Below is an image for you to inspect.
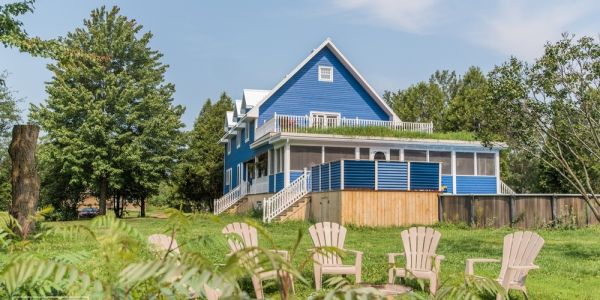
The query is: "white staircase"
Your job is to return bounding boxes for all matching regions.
[214,181,249,215]
[262,171,311,223]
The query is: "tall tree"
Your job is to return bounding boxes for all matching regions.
[30,6,184,216]
[484,34,600,221]
[176,93,232,212]
[0,73,20,210]
[442,67,489,132]
[384,82,445,126]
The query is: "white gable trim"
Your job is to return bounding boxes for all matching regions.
[246,38,399,121]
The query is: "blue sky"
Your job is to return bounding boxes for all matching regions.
[1,0,598,128]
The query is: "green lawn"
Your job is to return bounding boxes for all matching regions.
[292,126,477,141]
[2,212,599,299]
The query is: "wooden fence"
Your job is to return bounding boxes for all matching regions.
[439,194,600,228]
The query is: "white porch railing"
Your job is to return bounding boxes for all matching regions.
[249,176,270,194]
[214,181,249,215]
[262,170,311,223]
[500,180,515,195]
[255,114,433,140]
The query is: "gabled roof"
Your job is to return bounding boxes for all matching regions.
[246,38,399,121]
[242,89,270,113]
[224,111,236,132]
[233,99,243,118]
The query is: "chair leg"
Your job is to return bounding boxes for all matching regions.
[429,275,437,295]
[252,276,263,299]
[522,288,529,300]
[314,267,322,291]
[355,270,362,284]
[388,268,395,284]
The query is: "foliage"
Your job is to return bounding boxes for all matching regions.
[30,6,185,217]
[384,81,445,126]
[298,126,476,141]
[0,72,21,210]
[175,93,233,211]
[484,34,600,220]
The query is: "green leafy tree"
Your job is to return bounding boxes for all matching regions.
[443,67,489,132]
[484,34,600,221]
[30,6,185,217]
[0,73,20,210]
[176,93,233,212]
[384,82,445,126]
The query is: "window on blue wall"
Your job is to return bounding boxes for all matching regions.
[477,153,496,176]
[227,139,231,154]
[456,152,475,175]
[236,133,241,148]
[318,66,333,82]
[225,168,231,186]
[429,151,452,174]
[245,121,251,142]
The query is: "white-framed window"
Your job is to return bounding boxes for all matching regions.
[318,66,333,82]
[236,133,241,148]
[227,138,231,154]
[245,121,250,142]
[237,164,242,184]
[310,111,340,127]
[225,168,232,186]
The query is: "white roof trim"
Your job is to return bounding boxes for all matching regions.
[242,89,270,114]
[246,38,399,121]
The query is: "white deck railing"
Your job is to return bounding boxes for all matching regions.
[500,180,516,195]
[214,181,249,215]
[262,170,311,223]
[255,114,433,140]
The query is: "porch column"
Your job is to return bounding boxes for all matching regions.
[451,151,457,194]
[254,155,259,178]
[495,151,501,194]
[284,142,291,186]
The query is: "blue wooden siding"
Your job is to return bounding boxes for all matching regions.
[290,170,303,182]
[441,175,453,193]
[275,172,285,193]
[410,162,440,190]
[456,176,497,194]
[320,164,330,191]
[269,174,275,193]
[330,161,341,190]
[258,47,390,125]
[344,160,376,189]
[377,161,408,190]
[311,165,320,191]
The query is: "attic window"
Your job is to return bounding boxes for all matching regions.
[318,66,333,82]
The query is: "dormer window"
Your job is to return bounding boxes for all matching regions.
[318,66,333,82]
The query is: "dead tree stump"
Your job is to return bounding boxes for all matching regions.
[9,125,40,238]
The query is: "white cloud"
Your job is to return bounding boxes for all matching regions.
[471,0,598,59]
[327,0,600,60]
[330,0,439,34]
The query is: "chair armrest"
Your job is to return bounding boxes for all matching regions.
[507,264,539,271]
[346,249,363,268]
[433,255,445,273]
[465,258,500,275]
[387,252,404,264]
[270,249,289,260]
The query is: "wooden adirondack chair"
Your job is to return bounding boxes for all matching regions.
[148,234,180,257]
[222,222,293,299]
[388,227,444,294]
[308,222,363,290]
[466,231,544,300]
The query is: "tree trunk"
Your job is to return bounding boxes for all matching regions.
[99,177,108,215]
[140,198,146,217]
[9,125,40,239]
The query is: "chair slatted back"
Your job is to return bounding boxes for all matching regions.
[401,227,441,271]
[499,231,544,284]
[148,234,180,256]
[308,222,347,265]
[222,222,259,253]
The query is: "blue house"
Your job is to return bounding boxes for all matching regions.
[215,39,509,222]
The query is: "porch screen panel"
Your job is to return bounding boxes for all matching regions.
[360,148,370,160]
[429,151,451,175]
[324,147,356,163]
[456,152,475,175]
[390,149,400,161]
[404,150,427,162]
[290,146,322,170]
[477,153,495,176]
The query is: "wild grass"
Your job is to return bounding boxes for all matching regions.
[293,126,477,141]
[1,212,599,299]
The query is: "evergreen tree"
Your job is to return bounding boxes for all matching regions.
[30,6,184,216]
[442,67,489,132]
[0,73,20,210]
[176,93,233,212]
[384,82,445,126]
